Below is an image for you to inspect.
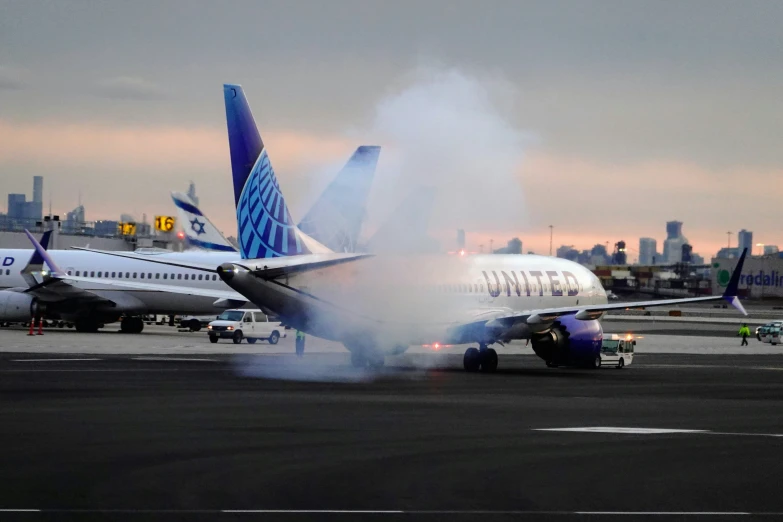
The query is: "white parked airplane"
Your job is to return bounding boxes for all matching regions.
[64,84,749,371]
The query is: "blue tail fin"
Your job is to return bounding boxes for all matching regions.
[297,145,381,253]
[224,84,264,207]
[224,84,311,259]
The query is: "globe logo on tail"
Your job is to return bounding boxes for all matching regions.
[236,149,309,259]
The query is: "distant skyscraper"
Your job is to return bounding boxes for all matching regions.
[737,229,753,255]
[32,176,43,204]
[187,181,199,207]
[666,221,683,239]
[681,244,693,263]
[7,194,25,218]
[639,237,657,265]
[663,220,688,263]
[64,205,86,233]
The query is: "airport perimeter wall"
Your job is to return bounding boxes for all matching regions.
[712,255,783,299]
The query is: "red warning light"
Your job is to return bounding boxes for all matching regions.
[177,231,185,240]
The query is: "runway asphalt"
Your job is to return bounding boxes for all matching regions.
[1,346,783,520]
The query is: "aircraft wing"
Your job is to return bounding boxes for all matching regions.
[71,247,371,280]
[54,275,245,301]
[24,276,114,304]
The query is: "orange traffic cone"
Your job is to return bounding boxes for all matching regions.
[28,318,35,336]
[37,317,44,336]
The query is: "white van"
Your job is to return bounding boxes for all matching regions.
[600,334,635,368]
[207,309,286,345]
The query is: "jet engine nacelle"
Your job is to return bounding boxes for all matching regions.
[0,290,38,321]
[530,315,602,366]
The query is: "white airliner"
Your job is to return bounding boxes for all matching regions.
[65,84,749,371]
[0,85,379,333]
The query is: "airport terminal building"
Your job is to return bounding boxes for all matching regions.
[712,253,783,299]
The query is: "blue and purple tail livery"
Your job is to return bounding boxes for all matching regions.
[236,148,310,259]
[224,84,264,208]
[224,83,309,259]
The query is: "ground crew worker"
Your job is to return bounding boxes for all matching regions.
[738,324,751,346]
[295,330,306,357]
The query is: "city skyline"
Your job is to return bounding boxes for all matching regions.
[0,177,775,260]
[1,1,781,258]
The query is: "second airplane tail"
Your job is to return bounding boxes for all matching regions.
[171,191,237,253]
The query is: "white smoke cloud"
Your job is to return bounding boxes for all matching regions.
[363,66,533,248]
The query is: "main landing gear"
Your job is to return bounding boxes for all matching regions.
[120,316,144,334]
[463,344,498,373]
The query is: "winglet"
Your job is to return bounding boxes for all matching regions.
[23,229,64,277]
[722,248,748,315]
[27,230,52,268]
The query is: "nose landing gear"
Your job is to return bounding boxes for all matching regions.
[463,344,498,373]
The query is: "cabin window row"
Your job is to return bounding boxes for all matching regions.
[65,270,218,281]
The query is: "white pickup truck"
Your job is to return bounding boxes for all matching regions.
[207,309,286,345]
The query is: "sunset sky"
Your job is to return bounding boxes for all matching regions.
[1,0,781,260]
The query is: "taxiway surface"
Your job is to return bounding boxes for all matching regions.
[1,333,783,520]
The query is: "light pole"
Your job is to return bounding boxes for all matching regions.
[727,231,732,248]
[549,225,553,256]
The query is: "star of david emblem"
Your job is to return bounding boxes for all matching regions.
[190,218,206,236]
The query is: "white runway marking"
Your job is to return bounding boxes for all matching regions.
[0,508,772,516]
[536,427,783,438]
[10,358,102,362]
[223,510,405,514]
[536,427,708,434]
[575,511,752,517]
[132,357,217,362]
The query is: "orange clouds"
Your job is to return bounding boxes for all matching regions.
[0,119,354,172]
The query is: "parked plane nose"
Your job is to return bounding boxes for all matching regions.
[217,263,236,282]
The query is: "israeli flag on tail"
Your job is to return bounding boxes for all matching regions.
[171,191,237,253]
[224,84,330,260]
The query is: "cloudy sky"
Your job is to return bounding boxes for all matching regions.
[1,0,781,258]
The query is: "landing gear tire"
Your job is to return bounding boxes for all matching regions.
[232,331,243,344]
[268,331,280,345]
[463,347,481,372]
[209,334,218,344]
[120,316,144,334]
[188,320,202,332]
[480,348,498,373]
[617,358,624,369]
